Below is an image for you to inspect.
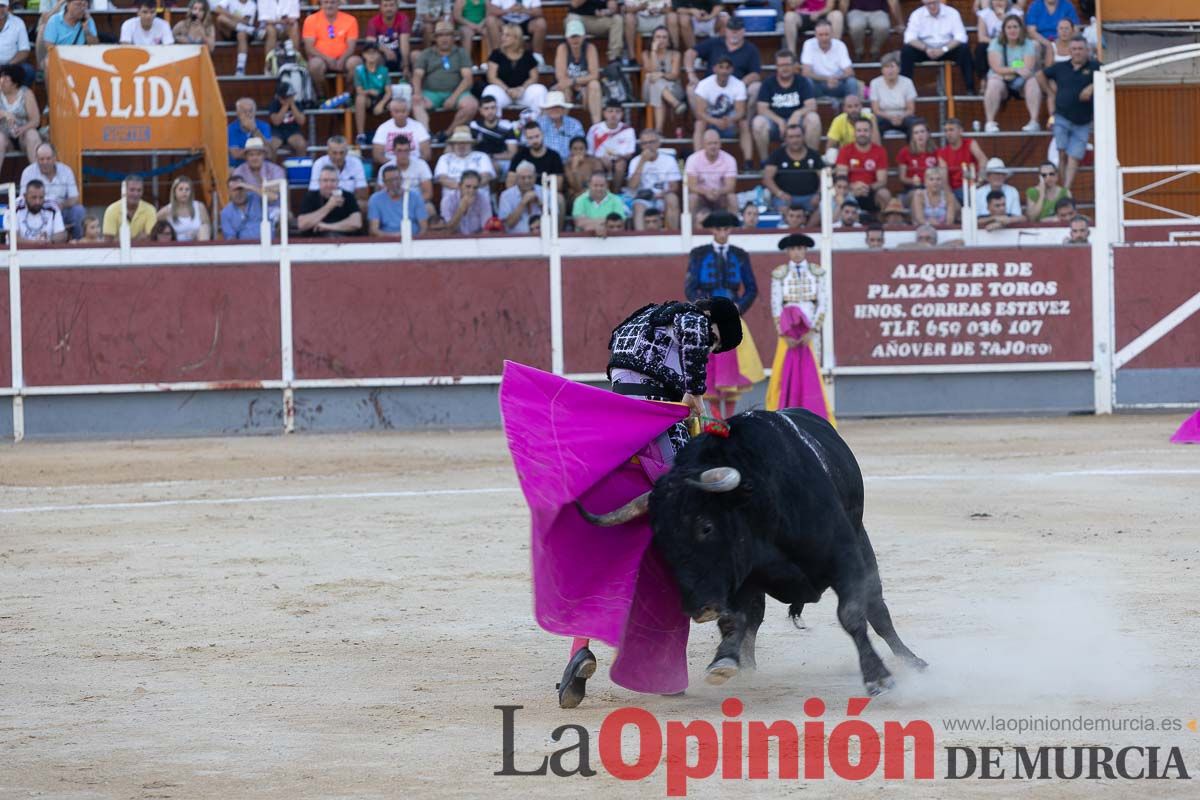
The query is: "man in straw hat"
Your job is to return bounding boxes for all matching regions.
[535,89,586,161]
[434,125,496,190]
[412,19,479,132]
[684,209,764,418]
[765,232,835,422]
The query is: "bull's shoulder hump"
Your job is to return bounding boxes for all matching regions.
[771,264,789,279]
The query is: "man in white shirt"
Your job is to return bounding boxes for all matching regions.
[800,19,860,106]
[20,143,83,238]
[15,180,67,244]
[307,135,369,204]
[214,0,257,76]
[119,0,176,45]
[973,157,1023,218]
[691,56,752,164]
[433,126,496,190]
[625,128,680,231]
[586,100,635,192]
[371,98,432,164]
[0,0,33,86]
[901,0,974,93]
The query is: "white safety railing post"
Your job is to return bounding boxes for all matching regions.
[818,168,836,409]
[277,184,295,432]
[540,172,551,253]
[259,180,275,250]
[1091,67,1117,414]
[4,182,22,441]
[400,179,413,258]
[119,179,132,262]
[548,174,564,375]
[963,176,978,245]
[680,178,692,251]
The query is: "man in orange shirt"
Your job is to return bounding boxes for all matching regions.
[302,0,363,86]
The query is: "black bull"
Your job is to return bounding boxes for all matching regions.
[579,408,927,696]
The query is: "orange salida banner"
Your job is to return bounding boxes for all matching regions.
[47,45,229,204]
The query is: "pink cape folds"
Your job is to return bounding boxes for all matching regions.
[498,361,692,694]
[1171,410,1200,444]
[765,305,835,421]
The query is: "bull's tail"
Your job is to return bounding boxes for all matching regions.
[788,603,806,628]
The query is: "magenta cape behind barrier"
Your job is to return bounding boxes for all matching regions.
[498,361,692,694]
[1171,410,1200,444]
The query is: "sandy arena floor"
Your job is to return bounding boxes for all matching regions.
[1,415,1199,799]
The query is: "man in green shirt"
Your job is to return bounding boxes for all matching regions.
[412,20,478,135]
[571,171,626,234]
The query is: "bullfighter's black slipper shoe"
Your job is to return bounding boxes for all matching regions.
[556,647,597,709]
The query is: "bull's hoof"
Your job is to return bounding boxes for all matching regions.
[864,674,896,697]
[905,654,929,671]
[705,657,740,685]
[557,648,597,709]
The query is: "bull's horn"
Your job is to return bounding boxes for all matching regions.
[687,467,742,493]
[576,491,651,527]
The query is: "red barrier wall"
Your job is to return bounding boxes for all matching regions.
[0,269,10,387]
[1114,247,1200,370]
[21,265,281,386]
[833,246,1093,366]
[291,259,551,378]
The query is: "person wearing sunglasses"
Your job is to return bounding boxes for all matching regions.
[1025,160,1071,221]
[302,0,362,88]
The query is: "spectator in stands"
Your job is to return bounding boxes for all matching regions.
[801,19,859,107]
[865,222,886,248]
[784,0,844,56]
[156,176,212,241]
[268,81,309,156]
[588,100,635,190]
[685,128,737,219]
[870,52,919,137]
[366,0,411,74]
[896,119,937,195]
[228,98,274,166]
[935,117,987,202]
[232,137,286,222]
[901,0,974,94]
[1065,214,1088,244]
[151,221,178,242]
[564,134,605,207]
[372,98,432,164]
[509,121,566,187]
[983,14,1041,132]
[121,0,175,46]
[302,0,363,88]
[21,143,83,239]
[880,197,909,226]
[15,180,66,244]
[572,170,627,234]
[1026,0,1078,51]
[834,200,863,229]
[1044,17,1076,66]
[435,126,496,189]
[669,0,722,51]
[368,163,428,235]
[0,0,34,86]
[1025,160,1070,221]
[472,95,519,177]
[691,55,752,163]
[643,207,664,230]
[686,17,761,109]
[567,0,623,65]
[624,0,671,60]
[0,63,38,175]
[259,0,303,59]
[909,164,958,225]
[378,137,435,218]
[354,43,392,146]
[604,212,626,235]
[831,170,856,209]
[640,25,685,134]
[979,189,1024,229]
[762,122,823,214]
[213,0,254,76]
[753,49,820,165]
[454,0,489,53]
[824,92,877,153]
[415,0,452,51]
[911,222,938,246]
[1038,35,1097,192]
[835,118,890,215]
[555,18,603,126]
[486,0,548,64]
[37,0,98,72]
[536,91,586,161]
[626,128,680,230]
[498,160,544,233]
[220,176,264,240]
[173,1,217,52]
[974,0,1009,85]
[440,169,493,234]
[845,0,902,60]
[413,20,478,134]
[484,23,548,116]
[740,201,759,228]
[77,215,102,243]
[1053,195,1077,222]
[974,157,1021,217]
[308,135,370,202]
[299,164,363,235]
[528,214,542,234]
[778,204,808,230]
[102,175,157,242]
